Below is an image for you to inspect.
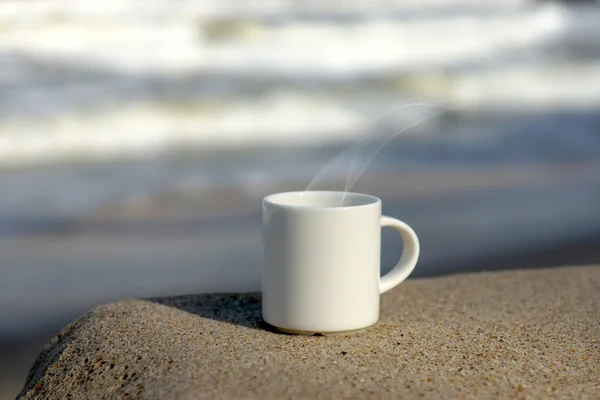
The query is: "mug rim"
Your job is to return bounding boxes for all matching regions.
[263,190,380,211]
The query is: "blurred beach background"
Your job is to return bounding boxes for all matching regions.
[1,0,600,397]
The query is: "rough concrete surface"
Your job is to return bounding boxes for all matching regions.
[18,266,600,399]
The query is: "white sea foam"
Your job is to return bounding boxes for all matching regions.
[0,0,599,166]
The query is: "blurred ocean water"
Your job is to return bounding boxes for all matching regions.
[1,0,600,339]
[0,0,599,217]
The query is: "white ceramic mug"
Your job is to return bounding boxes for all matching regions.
[262,191,420,335]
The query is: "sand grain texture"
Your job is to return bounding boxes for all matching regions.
[18,266,600,399]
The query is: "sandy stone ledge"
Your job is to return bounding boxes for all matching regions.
[18,266,600,399]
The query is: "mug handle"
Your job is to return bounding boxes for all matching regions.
[379,216,420,294]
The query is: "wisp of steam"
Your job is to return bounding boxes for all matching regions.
[305,102,450,202]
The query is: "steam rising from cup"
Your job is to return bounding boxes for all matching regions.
[305,102,449,202]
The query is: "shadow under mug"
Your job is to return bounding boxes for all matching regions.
[262,191,420,335]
